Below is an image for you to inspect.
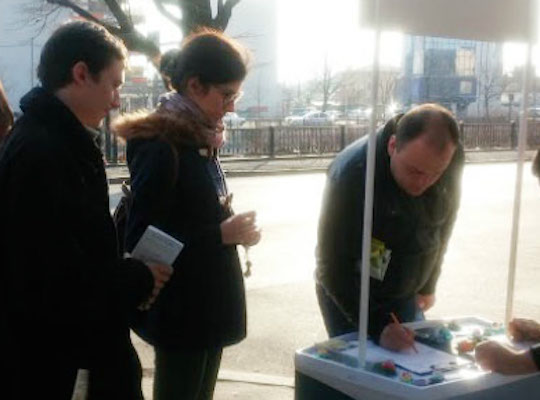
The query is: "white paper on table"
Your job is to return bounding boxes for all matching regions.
[130,225,184,266]
[345,340,471,375]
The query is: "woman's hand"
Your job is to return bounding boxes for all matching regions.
[220,211,261,246]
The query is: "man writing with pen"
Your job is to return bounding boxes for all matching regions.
[315,104,464,351]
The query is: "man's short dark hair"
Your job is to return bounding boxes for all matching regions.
[37,21,127,91]
[395,103,460,151]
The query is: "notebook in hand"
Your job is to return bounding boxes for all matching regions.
[130,225,184,266]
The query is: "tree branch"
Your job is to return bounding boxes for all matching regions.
[119,30,161,67]
[46,0,160,67]
[46,0,121,34]
[214,0,241,31]
[103,0,133,30]
[153,0,181,26]
[179,0,213,34]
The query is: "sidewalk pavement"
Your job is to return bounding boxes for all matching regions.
[106,150,537,184]
[135,334,295,400]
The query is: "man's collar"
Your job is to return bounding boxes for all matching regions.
[85,126,102,147]
[20,87,103,162]
[199,147,218,159]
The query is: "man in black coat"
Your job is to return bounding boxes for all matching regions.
[0,22,172,399]
[316,104,464,352]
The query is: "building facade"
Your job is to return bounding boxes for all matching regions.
[399,35,505,119]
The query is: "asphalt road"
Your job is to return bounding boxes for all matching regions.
[109,162,540,386]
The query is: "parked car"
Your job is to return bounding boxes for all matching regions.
[346,108,371,121]
[285,114,305,126]
[526,107,540,118]
[284,108,314,125]
[300,111,335,126]
[223,112,245,127]
[325,110,344,120]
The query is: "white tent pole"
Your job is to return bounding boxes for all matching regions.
[358,0,381,368]
[505,41,533,326]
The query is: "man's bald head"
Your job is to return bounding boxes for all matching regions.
[388,104,459,196]
[395,103,459,153]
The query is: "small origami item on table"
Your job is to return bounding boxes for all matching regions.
[314,338,349,359]
[413,378,429,386]
[447,320,461,331]
[472,328,484,341]
[369,360,398,377]
[415,325,453,351]
[457,339,476,353]
[400,371,413,383]
[429,372,445,384]
[484,322,505,336]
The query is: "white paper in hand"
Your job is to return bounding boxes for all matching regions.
[131,225,184,265]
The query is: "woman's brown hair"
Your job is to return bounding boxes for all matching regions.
[169,28,250,93]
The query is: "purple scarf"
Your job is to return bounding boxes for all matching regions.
[157,91,218,147]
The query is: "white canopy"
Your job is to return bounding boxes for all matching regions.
[360,0,537,42]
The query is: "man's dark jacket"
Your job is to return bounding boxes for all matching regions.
[316,116,464,340]
[0,88,154,399]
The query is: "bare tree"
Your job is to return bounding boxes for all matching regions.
[476,42,506,121]
[30,0,242,66]
[319,55,341,112]
[378,70,398,119]
[154,0,241,36]
[334,69,370,112]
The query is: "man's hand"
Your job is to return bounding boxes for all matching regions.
[220,211,261,246]
[140,263,173,309]
[379,322,416,352]
[475,340,538,375]
[509,318,540,342]
[416,294,435,312]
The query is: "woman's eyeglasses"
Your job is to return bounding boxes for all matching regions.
[214,85,244,106]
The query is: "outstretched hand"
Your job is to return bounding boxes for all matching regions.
[509,318,540,342]
[475,340,537,375]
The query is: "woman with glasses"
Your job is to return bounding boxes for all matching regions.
[114,29,261,399]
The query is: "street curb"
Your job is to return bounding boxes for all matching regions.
[107,152,537,184]
[142,368,294,388]
[223,167,327,177]
[220,155,336,162]
[107,168,328,184]
[108,177,131,184]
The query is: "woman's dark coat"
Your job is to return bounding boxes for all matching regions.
[116,110,246,350]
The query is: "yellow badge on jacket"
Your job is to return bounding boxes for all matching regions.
[370,238,391,281]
